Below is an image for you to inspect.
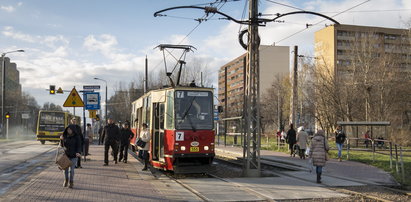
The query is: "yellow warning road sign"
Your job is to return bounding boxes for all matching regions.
[89,110,97,118]
[63,88,84,107]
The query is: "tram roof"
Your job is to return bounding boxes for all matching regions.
[132,86,214,104]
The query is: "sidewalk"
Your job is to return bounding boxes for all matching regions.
[215,145,399,186]
[3,144,167,201]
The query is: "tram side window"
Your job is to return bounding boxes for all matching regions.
[165,91,174,129]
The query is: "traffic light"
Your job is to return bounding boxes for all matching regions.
[5,112,10,119]
[49,85,55,94]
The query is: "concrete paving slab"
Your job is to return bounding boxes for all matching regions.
[180,178,266,201]
[229,177,348,200]
[282,171,365,187]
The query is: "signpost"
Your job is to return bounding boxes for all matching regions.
[84,92,100,110]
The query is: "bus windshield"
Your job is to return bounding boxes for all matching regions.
[39,112,65,132]
[175,91,213,130]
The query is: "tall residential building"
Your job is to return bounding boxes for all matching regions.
[218,45,289,118]
[315,24,411,78]
[314,24,411,129]
[0,57,22,108]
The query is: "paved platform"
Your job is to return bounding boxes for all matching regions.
[2,145,166,202]
[215,145,399,186]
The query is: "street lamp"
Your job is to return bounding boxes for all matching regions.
[94,77,107,126]
[1,49,24,137]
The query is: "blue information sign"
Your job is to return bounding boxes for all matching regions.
[84,92,100,110]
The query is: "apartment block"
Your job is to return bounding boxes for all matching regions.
[218,45,289,118]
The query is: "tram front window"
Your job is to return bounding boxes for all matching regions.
[39,112,65,132]
[175,91,213,130]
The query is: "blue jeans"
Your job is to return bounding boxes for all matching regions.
[316,166,323,174]
[64,157,77,182]
[336,143,343,158]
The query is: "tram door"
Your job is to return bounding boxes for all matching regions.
[152,103,165,162]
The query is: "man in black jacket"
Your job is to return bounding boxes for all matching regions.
[118,121,134,163]
[101,118,120,166]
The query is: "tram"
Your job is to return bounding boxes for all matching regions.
[130,86,215,173]
[36,110,80,144]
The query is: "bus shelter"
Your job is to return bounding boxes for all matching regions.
[337,121,390,147]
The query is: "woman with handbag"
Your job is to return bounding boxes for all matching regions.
[138,123,150,171]
[309,129,329,183]
[60,125,82,188]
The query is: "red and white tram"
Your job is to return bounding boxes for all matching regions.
[130,86,215,173]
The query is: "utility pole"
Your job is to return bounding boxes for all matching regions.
[243,0,261,177]
[290,46,298,126]
[144,55,148,94]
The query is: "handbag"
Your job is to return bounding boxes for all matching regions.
[55,143,72,170]
[136,138,146,148]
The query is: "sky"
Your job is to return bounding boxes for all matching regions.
[0,0,410,116]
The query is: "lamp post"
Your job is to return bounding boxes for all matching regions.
[94,78,107,125]
[1,49,24,137]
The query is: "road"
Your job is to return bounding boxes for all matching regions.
[0,140,56,196]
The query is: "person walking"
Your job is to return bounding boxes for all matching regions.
[309,129,329,183]
[69,118,84,168]
[286,124,297,157]
[335,125,346,162]
[119,121,134,163]
[101,118,120,166]
[84,123,92,156]
[139,123,150,171]
[296,126,309,159]
[60,125,82,188]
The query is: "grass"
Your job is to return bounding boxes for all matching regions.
[216,135,411,188]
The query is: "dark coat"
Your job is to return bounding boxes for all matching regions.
[335,130,346,144]
[287,128,297,144]
[120,128,134,144]
[61,126,82,158]
[101,123,120,144]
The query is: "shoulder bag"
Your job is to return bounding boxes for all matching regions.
[136,138,146,148]
[55,143,72,170]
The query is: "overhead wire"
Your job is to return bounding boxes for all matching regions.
[264,0,305,11]
[150,1,229,73]
[275,0,371,44]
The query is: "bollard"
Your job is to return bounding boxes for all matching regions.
[389,142,393,169]
[395,144,399,174]
[372,140,375,163]
[400,146,405,183]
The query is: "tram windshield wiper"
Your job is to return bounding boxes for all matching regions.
[181,96,197,131]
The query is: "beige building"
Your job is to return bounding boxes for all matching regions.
[314,24,411,129]
[315,24,411,78]
[218,45,289,118]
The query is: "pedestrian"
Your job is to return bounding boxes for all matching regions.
[98,127,103,145]
[363,130,370,148]
[280,129,286,144]
[309,129,329,183]
[296,126,309,159]
[69,118,84,168]
[60,125,82,188]
[101,118,120,166]
[84,123,92,156]
[119,121,134,163]
[139,123,150,171]
[286,124,297,157]
[335,125,346,162]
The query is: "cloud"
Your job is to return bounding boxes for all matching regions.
[2,26,69,48]
[1,5,15,12]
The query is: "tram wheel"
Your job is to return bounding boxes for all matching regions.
[40,140,45,145]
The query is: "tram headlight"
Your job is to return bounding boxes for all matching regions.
[204,146,209,151]
[181,146,186,151]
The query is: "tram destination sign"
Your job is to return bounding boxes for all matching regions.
[83,85,100,90]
